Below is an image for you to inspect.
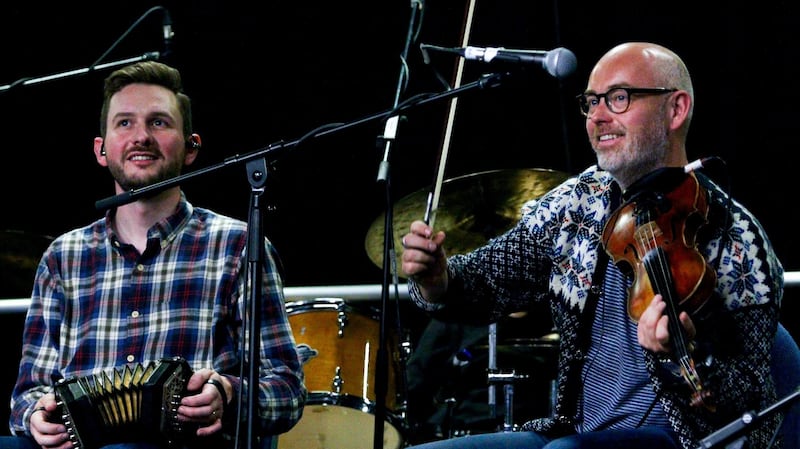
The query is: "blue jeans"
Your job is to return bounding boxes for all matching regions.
[0,435,275,449]
[0,436,162,449]
[406,426,680,449]
[0,436,37,449]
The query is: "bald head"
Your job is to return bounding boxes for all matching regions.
[591,42,694,123]
[582,42,695,186]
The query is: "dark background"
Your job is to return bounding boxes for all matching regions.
[0,0,797,438]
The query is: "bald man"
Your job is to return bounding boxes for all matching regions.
[400,42,784,449]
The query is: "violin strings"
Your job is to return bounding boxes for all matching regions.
[638,209,697,387]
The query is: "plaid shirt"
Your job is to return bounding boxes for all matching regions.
[9,193,305,440]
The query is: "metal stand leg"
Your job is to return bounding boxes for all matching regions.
[487,322,529,432]
[549,379,557,418]
[443,397,457,439]
[503,384,515,432]
[488,323,497,420]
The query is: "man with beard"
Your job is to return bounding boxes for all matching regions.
[3,61,306,449]
[400,42,784,449]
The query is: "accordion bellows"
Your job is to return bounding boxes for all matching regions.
[54,356,192,449]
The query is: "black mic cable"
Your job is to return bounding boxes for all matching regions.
[88,6,173,70]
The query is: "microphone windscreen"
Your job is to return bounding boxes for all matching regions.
[546,47,578,79]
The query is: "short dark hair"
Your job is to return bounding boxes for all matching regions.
[99,61,192,139]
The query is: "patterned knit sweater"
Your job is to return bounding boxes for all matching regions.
[409,165,784,449]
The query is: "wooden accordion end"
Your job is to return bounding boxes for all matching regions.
[54,356,192,449]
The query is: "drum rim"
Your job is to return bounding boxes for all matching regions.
[285,297,381,320]
[305,392,406,422]
[285,297,346,314]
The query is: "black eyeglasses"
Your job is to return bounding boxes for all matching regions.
[576,87,677,116]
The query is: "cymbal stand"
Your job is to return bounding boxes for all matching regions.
[488,323,497,420]
[443,397,457,439]
[487,322,529,432]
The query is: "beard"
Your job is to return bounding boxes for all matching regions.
[595,119,670,188]
[108,158,184,192]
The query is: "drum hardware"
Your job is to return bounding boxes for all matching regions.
[442,397,457,439]
[487,321,531,431]
[488,322,498,420]
[487,368,530,432]
[337,309,347,337]
[391,337,413,420]
[485,322,557,433]
[332,367,344,395]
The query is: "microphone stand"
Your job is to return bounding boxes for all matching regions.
[0,52,161,94]
[696,387,800,449]
[1,5,170,96]
[374,2,423,448]
[244,158,268,449]
[95,69,515,449]
[96,70,512,208]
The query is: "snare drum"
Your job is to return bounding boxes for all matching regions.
[278,298,403,449]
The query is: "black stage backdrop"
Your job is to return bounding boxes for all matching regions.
[0,0,797,439]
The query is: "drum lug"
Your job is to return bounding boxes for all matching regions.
[337,310,348,338]
[399,338,413,362]
[332,366,343,394]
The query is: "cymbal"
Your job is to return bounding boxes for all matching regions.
[0,230,53,297]
[364,168,569,274]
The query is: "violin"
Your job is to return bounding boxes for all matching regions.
[602,169,716,411]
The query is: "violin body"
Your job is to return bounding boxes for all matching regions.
[603,172,716,320]
[602,170,717,410]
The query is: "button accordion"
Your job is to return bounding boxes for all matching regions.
[54,356,192,449]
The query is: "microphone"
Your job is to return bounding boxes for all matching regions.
[161,8,174,58]
[421,44,577,79]
[462,46,577,79]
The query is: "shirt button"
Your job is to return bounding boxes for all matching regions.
[136,264,145,271]
[126,355,135,363]
[131,310,140,318]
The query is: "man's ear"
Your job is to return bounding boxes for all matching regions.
[185,133,201,165]
[187,137,201,150]
[669,91,691,131]
[94,137,108,166]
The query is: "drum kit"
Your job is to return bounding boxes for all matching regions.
[278,168,569,449]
